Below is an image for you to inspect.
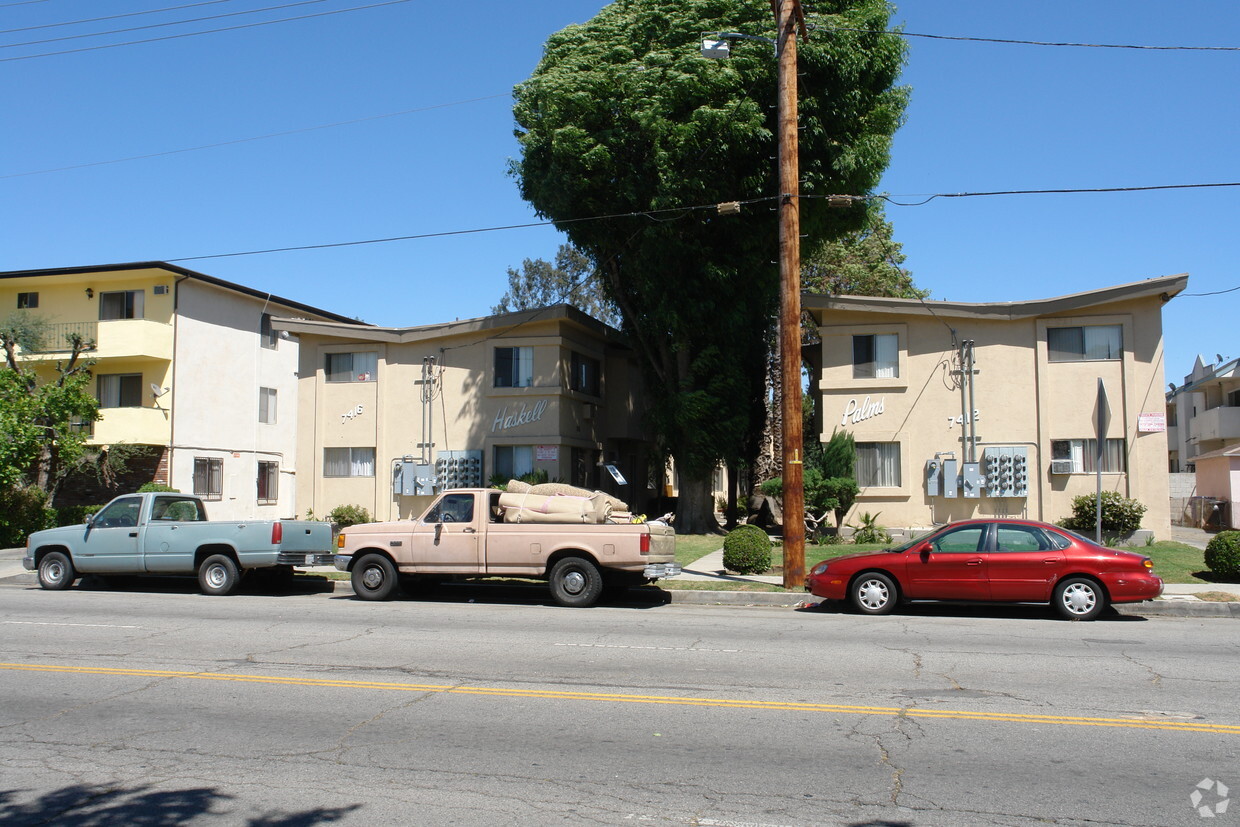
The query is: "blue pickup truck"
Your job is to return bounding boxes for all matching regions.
[23,492,334,595]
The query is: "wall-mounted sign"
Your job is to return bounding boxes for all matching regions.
[536,445,558,461]
[1138,412,1166,433]
[340,404,364,425]
[493,399,548,432]
[841,395,885,426]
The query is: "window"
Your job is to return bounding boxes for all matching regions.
[325,352,377,382]
[99,290,144,320]
[94,496,142,528]
[495,346,533,388]
[1047,325,1122,362]
[425,493,475,524]
[1051,438,1127,473]
[98,373,142,408]
[260,313,277,349]
[257,461,278,504]
[930,525,986,553]
[855,442,901,487]
[493,445,534,480]
[994,525,1054,552]
[151,496,205,521]
[570,351,601,396]
[259,387,277,424]
[853,334,899,379]
[324,447,376,477]
[1228,389,1240,408]
[194,458,223,501]
[17,292,38,309]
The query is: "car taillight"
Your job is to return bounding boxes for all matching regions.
[1143,558,1154,569]
[271,521,283,544]
[640,533,650,555]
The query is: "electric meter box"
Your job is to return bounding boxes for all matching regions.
[941,459,958,498]
[982,447,1029,497]
[435,450,483,490]
[925,459,942,496]
[961,462,983,498]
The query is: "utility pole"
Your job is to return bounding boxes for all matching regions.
[776,0,806,589]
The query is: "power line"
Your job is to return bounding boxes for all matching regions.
[0,0,412,62]
[1,93,511,179]
[1180,286,1240,297]
[826,26,1240,52]
[0,0,234,35]
[801,182,1240,207]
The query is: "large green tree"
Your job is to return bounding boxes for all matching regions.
[493,243,621,328]
[512,0,907,532]
[0,314,99,498]
[802,203,926,299]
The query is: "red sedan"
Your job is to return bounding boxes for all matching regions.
[806,518,1162,620]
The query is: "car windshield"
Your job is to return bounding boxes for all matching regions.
[884,528,937,553]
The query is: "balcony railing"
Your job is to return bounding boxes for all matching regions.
[21,322,98,354]
[1194,405,1240,444]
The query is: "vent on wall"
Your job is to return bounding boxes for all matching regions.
[1050,459,1074,475]
[153,285,169,295]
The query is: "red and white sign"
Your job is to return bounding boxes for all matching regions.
[1138,413,1166,433]
[536,445,559,461]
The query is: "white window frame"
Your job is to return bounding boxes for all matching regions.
[258,387,277,424]
[325,352,377,383]
[495,346,534,388]
[1047,325,1122,362]
[1051,438,1126,473]
[99,290,144,321]
[324,447,376,477]
[855,441,901,487]
[853,333,899,379]
[98,373,143,408]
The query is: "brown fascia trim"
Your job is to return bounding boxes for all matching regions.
[272,303,630,349]
[0,261,364,326]
[802,273,1189,321]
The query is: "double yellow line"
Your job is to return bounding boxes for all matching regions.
[3,662,1237,735]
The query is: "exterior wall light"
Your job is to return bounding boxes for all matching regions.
[85,288,94,298]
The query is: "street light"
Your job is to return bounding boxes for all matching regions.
[703,1,808,589]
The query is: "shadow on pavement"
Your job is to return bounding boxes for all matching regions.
[0,783,361,826]
[327,579,671,610]
[796,599,1147,623]
[69,572,337,597]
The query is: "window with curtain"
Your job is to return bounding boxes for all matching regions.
[98,373,142,408]
[1047,325,1122,362]
[257,461,278,504]
[99,290,144,320]
[194,458,223,500]
[324,448,376,477]
[325,352,377,382]
[17,292,38,309]
[258,387,277,424]
[855,442,901,487]
[1051,438,1126,473]
[853,333,899,379]
[495,346,533,388]
[493,445,534,480]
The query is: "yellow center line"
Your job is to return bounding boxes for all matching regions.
[3,661,1236,735]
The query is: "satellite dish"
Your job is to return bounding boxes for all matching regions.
[150,384,169,398]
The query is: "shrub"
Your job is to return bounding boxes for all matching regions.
[722,524,771,575]
[0,486,55,547]
[328,504,372,528]
[1061,492,1147,535]
[1204,531,1240,580]
[138,483,179,493]
[848,511,891,544]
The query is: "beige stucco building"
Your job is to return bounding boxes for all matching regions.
[804,274,1187,537]
[1,263,356,518]
[1166,355,1240,528]
[274,305,655,522]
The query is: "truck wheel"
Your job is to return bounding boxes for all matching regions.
[549,557,603,608]
[38,551,77,591]
[352,553,398,601]
[198,554,240,596]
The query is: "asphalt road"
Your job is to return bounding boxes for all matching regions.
[0,579,1236,826]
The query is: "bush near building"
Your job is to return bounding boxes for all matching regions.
[1204,531,1240,580]
[1061,492,1147,536]
[723,525,772,575]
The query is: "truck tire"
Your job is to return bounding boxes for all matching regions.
[37,551,76,591]
[549,556,603,608]
[198,554,241,596]
[352,553,399,601]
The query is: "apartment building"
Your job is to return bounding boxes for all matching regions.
[273,305,655,522]
[1166,355,1240,528]
[803,274,1187,537]
[1,263,359,518]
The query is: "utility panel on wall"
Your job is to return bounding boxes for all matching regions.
[982,447,1029,497]
[435,450,482,490]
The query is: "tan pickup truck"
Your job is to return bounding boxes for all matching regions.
[333,488,680,607]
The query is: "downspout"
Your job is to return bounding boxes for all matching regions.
[169,274,191,487]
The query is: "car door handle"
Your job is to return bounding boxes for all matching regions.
[1043,558,1058,564]
[965,558,983,565]
[129,532,138,537]
[463,527,476,534]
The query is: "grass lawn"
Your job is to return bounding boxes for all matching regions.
[672,534,1223,587]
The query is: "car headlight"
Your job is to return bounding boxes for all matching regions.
[810,562,830,576]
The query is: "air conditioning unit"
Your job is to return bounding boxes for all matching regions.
[153,285,169,295]
[1050,459,1074,475]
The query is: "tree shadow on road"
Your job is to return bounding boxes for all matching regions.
[0,783,361,825]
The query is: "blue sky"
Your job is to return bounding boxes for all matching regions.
[2,0,1236,384]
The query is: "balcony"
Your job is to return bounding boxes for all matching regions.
[90,406,171,446]
[1193,405,1240,445]
[17,319,173,362]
